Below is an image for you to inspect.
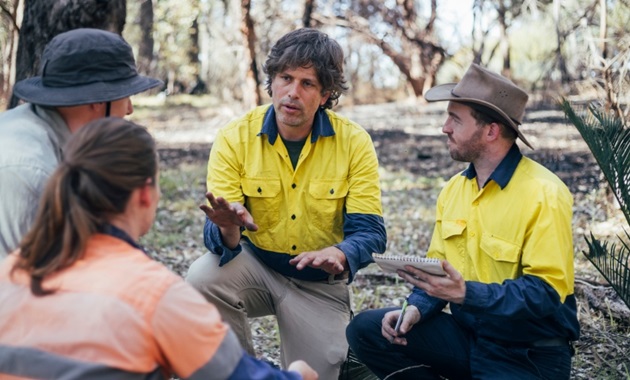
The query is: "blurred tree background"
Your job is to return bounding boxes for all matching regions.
[1,1,629,376]
[0,0,628,115]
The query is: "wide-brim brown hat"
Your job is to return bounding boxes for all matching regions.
[424,63,533,149]
[13,28,162,107]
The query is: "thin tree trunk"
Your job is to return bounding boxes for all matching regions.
[497,2,511,77]
[137,0,154,77]
[240,0,261,106]
[598,0,621,122]
[0,0,22,109]
[303,0,315,27]
[599,0,607,60]
[553,0,570,83]
[472,0,483,64]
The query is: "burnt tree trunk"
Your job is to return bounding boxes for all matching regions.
[240,0,261,106]
[9,0,126,109]
[136,0,154,77]
[496,2,511,77]
[303,0,315,27]
[187,16,207,95]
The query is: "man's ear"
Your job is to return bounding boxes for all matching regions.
[87,102,105,114]
[486,122,501,142]
[319,91,331,107]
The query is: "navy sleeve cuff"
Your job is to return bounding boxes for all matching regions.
[333,243,354,284]
[337,213,387,283]
[459,280,488,311]
[203,218,243,266]
[408,287,448,321]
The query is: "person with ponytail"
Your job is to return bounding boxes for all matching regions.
[0,118,317,380]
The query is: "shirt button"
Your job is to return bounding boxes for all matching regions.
[330,189,334,194]
[291,214,296,220]
[291,183,296,189]
[470,232,476,237]
[472,201,479,206]
[257,187,262,193]
[292,245,297,250]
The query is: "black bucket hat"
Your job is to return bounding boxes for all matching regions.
[13,28,162,107]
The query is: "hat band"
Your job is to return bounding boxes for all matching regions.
[460,101,519,128]
[41,59,138,88]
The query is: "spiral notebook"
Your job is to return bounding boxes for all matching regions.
[373,254,446,276]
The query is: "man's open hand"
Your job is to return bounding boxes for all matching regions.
[199,192,258,231]
[289,246,347,274]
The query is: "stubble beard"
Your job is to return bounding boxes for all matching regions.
[277,112,308,130]
[448,129,484,163]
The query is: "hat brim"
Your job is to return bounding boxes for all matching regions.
[425,83,534,150]
[13,75,163,107]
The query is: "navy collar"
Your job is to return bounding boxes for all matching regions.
[462,144,523,189]
[259,106,335,144]
[99,223,147,254]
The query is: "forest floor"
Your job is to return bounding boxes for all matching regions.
[131,96,630,379]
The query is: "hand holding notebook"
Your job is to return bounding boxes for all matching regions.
[373,253,446,276]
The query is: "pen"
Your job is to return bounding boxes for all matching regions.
[394,298,408,334]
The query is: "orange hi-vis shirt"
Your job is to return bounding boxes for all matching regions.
[0,234,244,379]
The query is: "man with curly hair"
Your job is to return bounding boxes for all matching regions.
[187,28,386,379]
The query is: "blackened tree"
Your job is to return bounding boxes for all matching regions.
[9,0,126,108]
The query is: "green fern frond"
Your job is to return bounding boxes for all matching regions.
[562,99,630,309]
[583,232,630,309]
[561,100,630,226]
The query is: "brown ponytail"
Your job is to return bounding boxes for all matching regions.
[12,117,157,295]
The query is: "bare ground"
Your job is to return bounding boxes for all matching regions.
[133,99,630,379]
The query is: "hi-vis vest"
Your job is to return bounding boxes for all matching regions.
[0,234,244,379]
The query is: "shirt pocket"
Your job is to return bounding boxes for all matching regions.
[479,232,522,281]
[440,220,467,259]
[242,177,282,230]
[308,179,349,231]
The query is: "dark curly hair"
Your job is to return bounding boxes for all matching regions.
[263,28,348,109]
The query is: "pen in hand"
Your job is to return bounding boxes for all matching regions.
[394,298,408,335]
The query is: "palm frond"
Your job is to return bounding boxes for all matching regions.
[562,100,630,309]
[561,100,630,226]
[583,231,630,309]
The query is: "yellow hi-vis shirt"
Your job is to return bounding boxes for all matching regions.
[207,105,383,255]
[427,150,575,302]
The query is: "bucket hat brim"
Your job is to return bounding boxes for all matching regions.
[12,28,162,107]
[13,74,162,107]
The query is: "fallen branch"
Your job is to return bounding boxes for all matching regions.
[575,281,630,322]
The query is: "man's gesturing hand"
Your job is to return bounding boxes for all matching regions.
[199,192,258,231]
[289,246,347,274]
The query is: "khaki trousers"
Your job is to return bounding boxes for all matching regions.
[186,242,351,380]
